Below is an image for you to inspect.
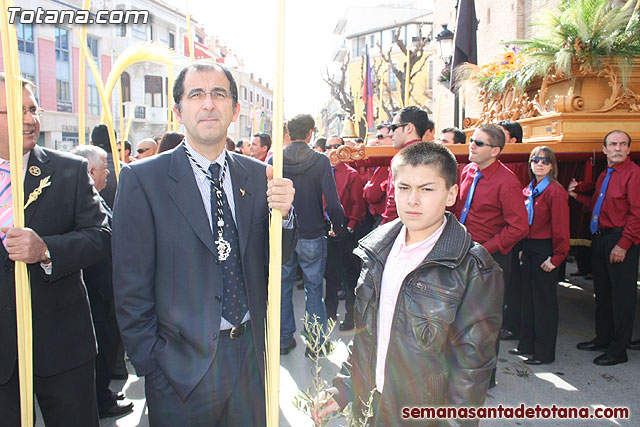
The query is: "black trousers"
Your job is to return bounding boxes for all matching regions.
[145,323,265,427]
[490,251,512,385]
[94,314,122,409]
[501,244,521,334]
[518,239,559,363]
[591,232,640,359]
[0,358,98,427]
[325,231,359,324]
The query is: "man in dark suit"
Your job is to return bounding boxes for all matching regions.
[0,76,111,426]
[112,61,295,426]
[72,145,133,419]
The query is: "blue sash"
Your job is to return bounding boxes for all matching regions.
[525,176,550,226]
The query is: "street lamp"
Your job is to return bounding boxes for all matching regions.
[436,24,454,66]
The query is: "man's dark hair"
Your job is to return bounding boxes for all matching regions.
[442,127,466,144]
[91,124,116,151]
[497,120,523,143]
[314,137,327,152]
[391,141,458,188]
[253,133,272,150]
[287,114,315,141]
[173,61,238,112]
[477,124,506,150]
[118,140,131,153]
[398,106,430,138]
[426,118,435,132]
[158,131,184,153]
[376,124,390,132]
[604,129,631,146]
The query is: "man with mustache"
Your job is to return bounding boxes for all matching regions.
[571,130,640,366]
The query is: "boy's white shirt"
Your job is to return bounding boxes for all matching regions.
[375,216,447,392]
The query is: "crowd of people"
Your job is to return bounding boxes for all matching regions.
[0,59,638,426]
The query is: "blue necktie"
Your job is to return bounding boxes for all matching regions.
[209,163,248,326]
[590,168,614,234]
[460,170,482,224]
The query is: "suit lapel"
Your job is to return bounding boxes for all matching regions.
[24,146,55,226]
[226,153,255,256]
[168,145,217,257]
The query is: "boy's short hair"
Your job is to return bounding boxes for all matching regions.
[391,141,458,188]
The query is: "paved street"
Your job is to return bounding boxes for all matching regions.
[34,260,640,426]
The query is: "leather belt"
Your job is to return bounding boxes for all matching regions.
[220,321,250,339]
[593,227,624,236]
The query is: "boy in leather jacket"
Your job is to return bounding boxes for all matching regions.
[315,142,504,426]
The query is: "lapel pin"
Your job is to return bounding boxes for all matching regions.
[240,188,246,196]
[24,176,52,210]
[29,166,41,176]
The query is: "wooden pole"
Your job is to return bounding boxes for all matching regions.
[404,47,411,107]
[186,1,195,63]
[0,1,32,425]
[78,0,91,145]
[265,1,286,426]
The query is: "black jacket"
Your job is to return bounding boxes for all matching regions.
[279,141,344,239]
[333,212,503,426]
[0,146,110,382]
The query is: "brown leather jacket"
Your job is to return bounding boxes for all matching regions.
[333,212,504,426]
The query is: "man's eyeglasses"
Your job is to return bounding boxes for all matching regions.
[137,148,151,154]
[389,123,409,132]
[531,156,551,165]
[376,134,388,139]
[326,144,342,150]
[469,137,498,148]
[0,106,45,117]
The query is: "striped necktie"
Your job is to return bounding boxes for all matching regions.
[0,161,13,248]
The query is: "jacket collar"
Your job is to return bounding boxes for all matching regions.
[359,211,472,268]
[167,143,254,257]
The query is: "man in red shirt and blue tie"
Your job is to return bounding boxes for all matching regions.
[455,123,529,387]
[571,130,640,366]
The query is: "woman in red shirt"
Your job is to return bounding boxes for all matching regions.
[510,146,570,364]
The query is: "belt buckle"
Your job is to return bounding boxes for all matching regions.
[229,324,244,339]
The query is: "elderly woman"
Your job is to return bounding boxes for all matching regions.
[510,146,570,365]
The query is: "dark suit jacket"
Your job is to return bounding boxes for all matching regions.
[83,198,114,323]
[112,145,296,401]
[0,146,111,384]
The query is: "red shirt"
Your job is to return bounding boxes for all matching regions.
[575,157,640,250]
[523,181,570,267]
[363,166,389,217]
[334,162,367,229]
[455,160,529,254]
[381,139,421,224]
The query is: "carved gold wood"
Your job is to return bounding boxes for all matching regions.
[466,59,640,129]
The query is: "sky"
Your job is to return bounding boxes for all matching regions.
[198,0,433,119]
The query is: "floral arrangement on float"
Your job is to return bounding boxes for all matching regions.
[457,0,640,127]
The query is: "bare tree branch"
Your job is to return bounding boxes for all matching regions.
[323,52,354,117]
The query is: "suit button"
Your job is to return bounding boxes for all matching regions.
[215,295,222,302]
[212,334,218,340]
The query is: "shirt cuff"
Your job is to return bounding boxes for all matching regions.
[617,235,632,251]
[40,262,52,275]
[282,207,295,230]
